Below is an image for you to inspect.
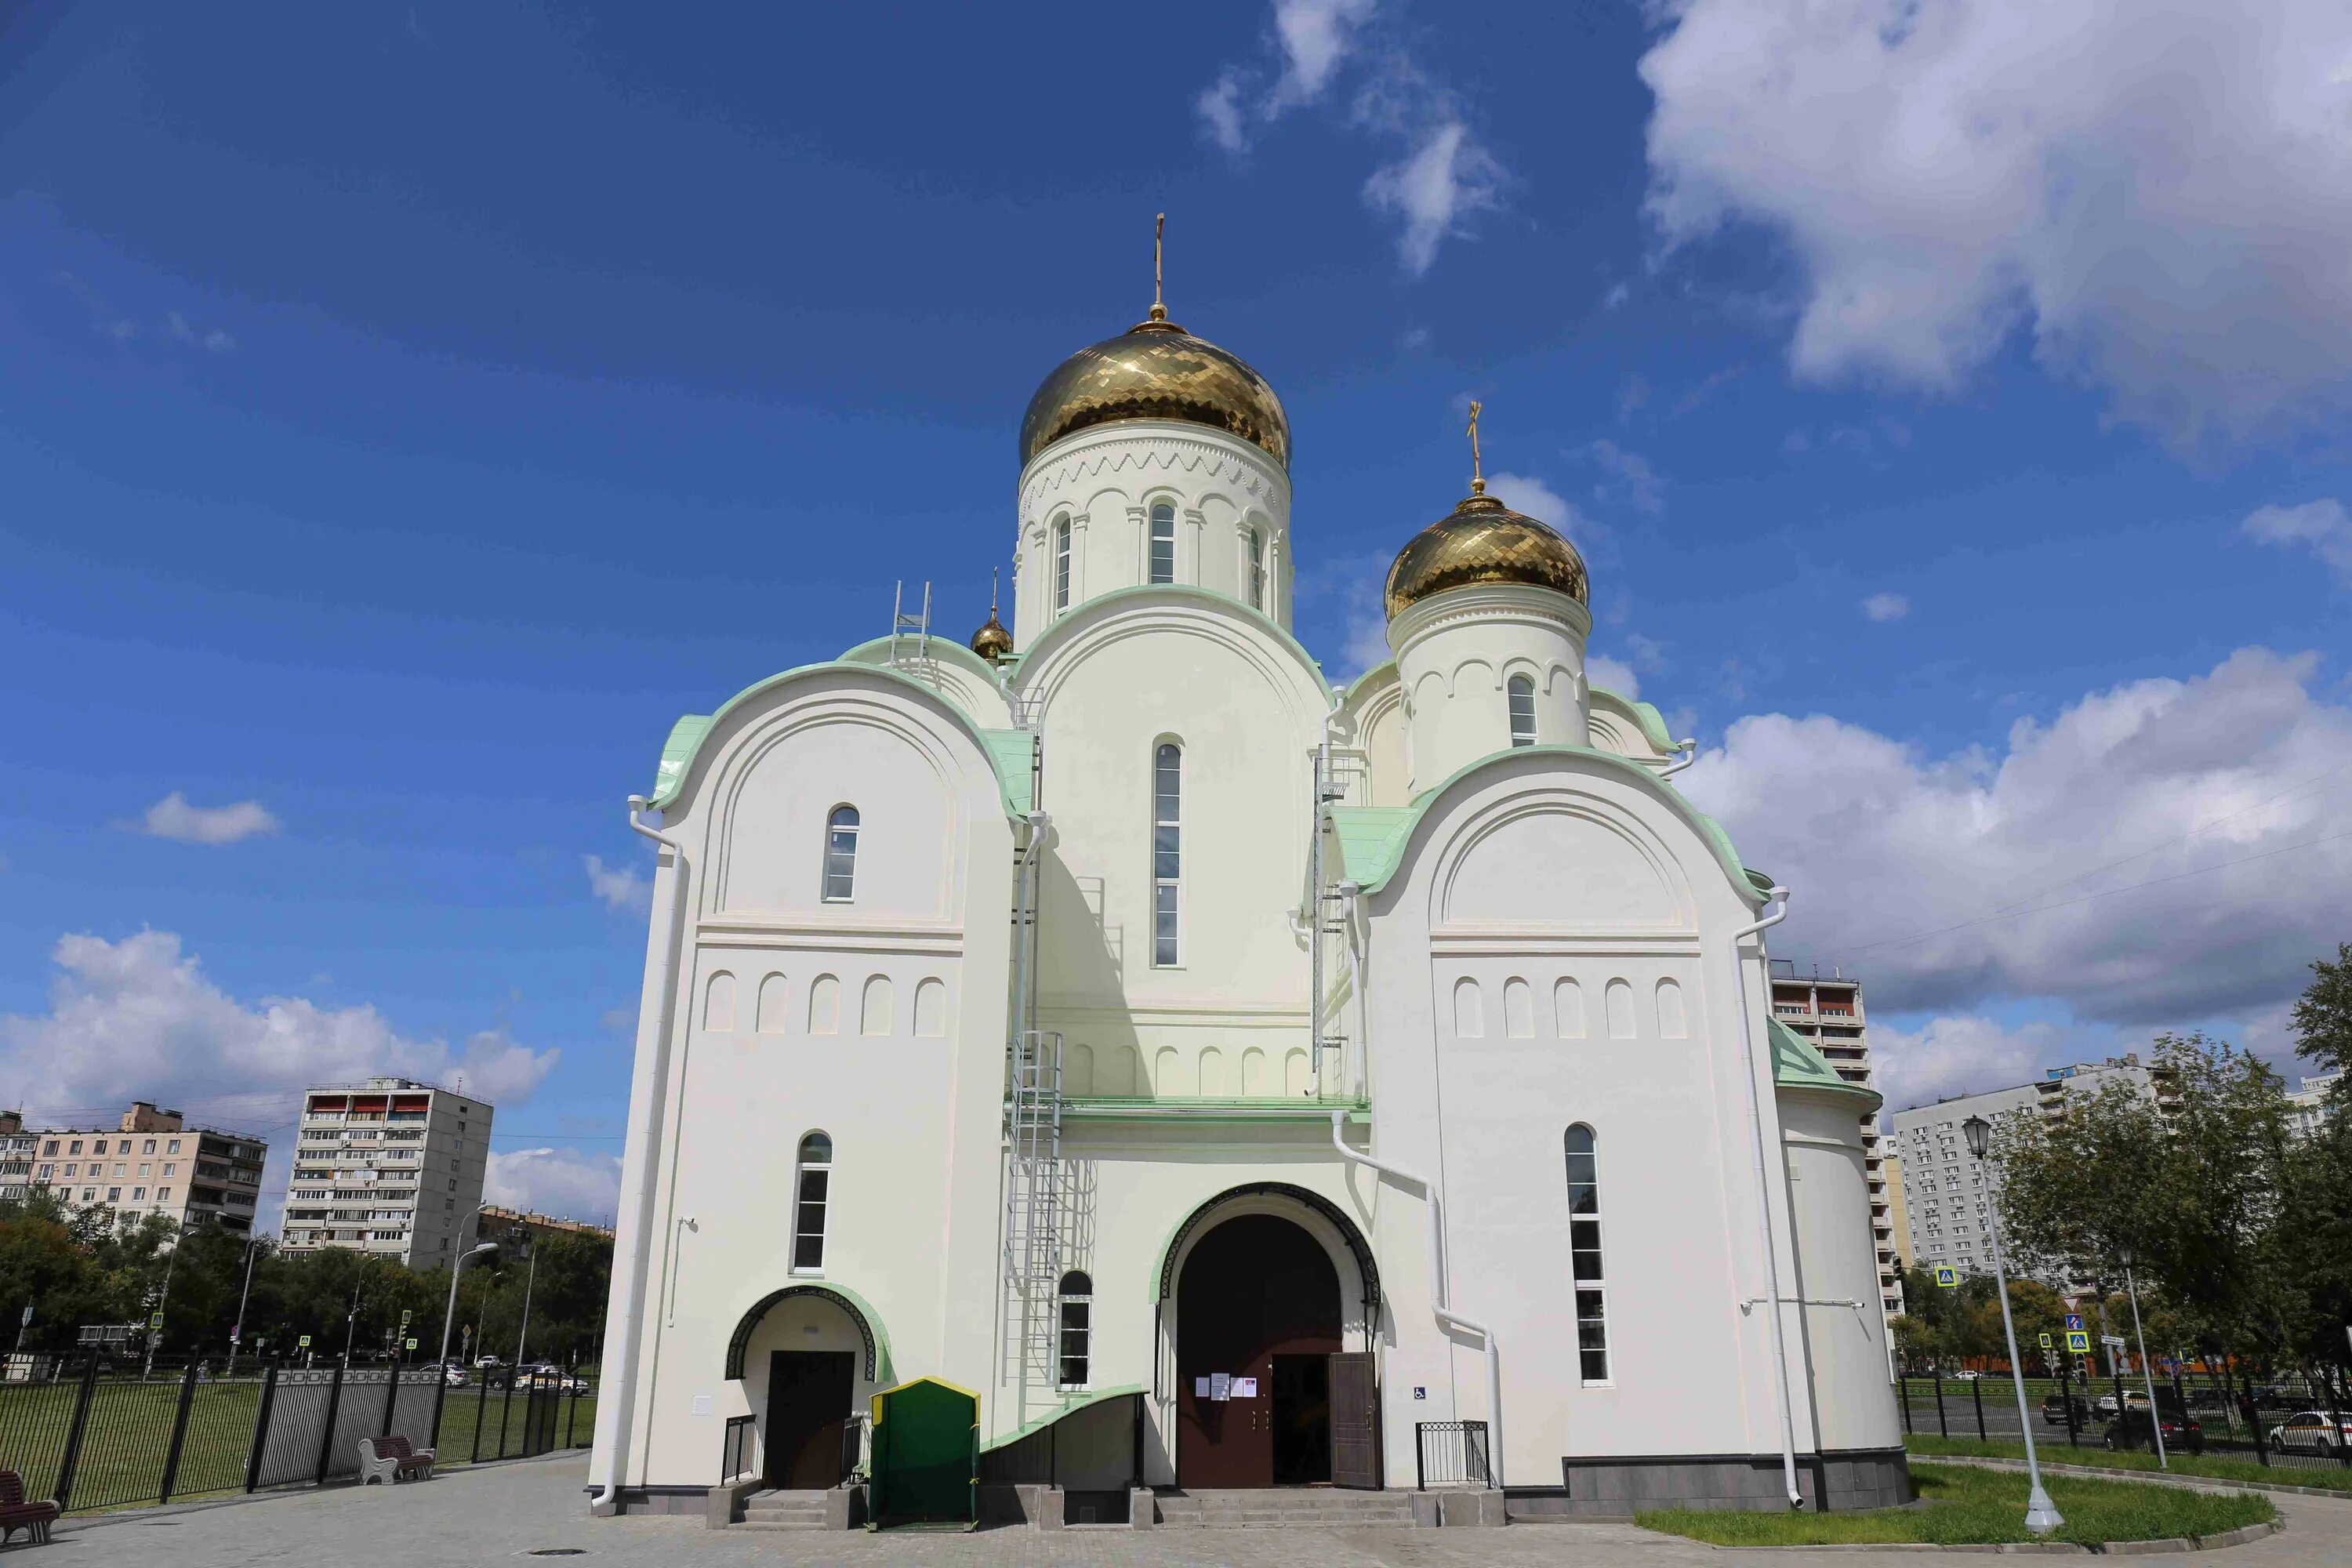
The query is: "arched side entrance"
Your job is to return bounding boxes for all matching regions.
[1175,1214,1345,1488]
[724,1286,890,1490]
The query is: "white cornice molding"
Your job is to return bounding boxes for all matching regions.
[1019,423,1288,515]
[697,916,965,957]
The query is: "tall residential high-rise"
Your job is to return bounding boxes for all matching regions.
[281,1078,494,1269]
[2288,1070,2342,1141]
[1889,1054,2172,1283]
[1769,962,1903,1317]
[21,1102,267,1237]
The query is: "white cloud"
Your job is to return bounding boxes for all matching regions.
[1861,592,1911,622]
[484,1147,621,1223]
[1868,1014,2071,1113]
[1587,655,1640,700]
[583,853,652,914]
[1482,471,1572,529]
[1574,439,1664,514]
[1639,0,2352,445]
[129,792,280,845]
[1682,648,2352,1027]
[1200,2,1504,274]
[2242,499,2352,583]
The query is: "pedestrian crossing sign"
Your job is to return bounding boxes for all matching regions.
[405,1338,418,1350]
[2066,1330,2092,1354]
[299,1335,312,1348]
[1934,1266,1958,1287]
[2038,1332,2052,1348]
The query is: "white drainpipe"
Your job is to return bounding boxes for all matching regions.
[590,796,690,1515]
[1730,885,1802,1508]
[1329,1112,1504,1488]
[1662,738,1699,779]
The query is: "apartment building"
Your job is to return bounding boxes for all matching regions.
[0,1113,38,1201]
[281,1078,493,1269]
[1769,961,1904,1317]
[1890,1053,2172,1283]
[21,1102,267,1236]
[477,1205,615,1249]
[2288,1070,2342,1142]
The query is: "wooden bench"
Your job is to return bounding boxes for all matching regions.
[358,1434,435,1485]
[0,1469,59,1546]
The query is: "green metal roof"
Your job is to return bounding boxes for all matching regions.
[980,730,1036,816]
[1769,1018,1882,1109]
[1589,684,1680,754]
[1328,806,1414,889]
[978,1384,1146,1453]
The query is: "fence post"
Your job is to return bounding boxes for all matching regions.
[382,1363,401,1437]
[2059,1358,2078,1447]
[158,1359,202,1504]
[499,1374,516,1460]
[471,1365,489,1462]
[1414,1423,1425,1491]
[1933,1370,1947,1438]
[245,1362,281,1493]
[52,1353,103,1513]
[1972,1374,1986,1440]
[314,1363,347,1486]
[1900,1377,1911,1434]
[565,1383,579,1449]
[430,1366,448,1450]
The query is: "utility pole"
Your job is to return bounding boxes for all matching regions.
[1963,1114,2063,1534]
[227,1237,266,1376]
[141,1235,181,1380]
[513,1246,539,1373]
[343,1277,364,1367]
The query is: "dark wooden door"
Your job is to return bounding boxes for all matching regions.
[1176,1214,1342,1488]
[765,1350,855,1490]
[1328,1352,1379,1489]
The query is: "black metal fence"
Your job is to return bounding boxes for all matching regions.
[1414,1420,1491,1490]
[1900,1367,2352,1475]
[0,1356,597,1515]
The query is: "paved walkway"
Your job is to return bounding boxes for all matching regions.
[47,1454,2352,1567]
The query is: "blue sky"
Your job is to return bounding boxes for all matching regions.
[4,1,2348,1218]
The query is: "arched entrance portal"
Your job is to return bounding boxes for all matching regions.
[725,1287,884,1492]
[1175,1214,1345,1488]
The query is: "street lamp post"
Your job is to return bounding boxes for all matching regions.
[437,1242,498,1373]
[2118,1246,2167,1469]
[343,1278,364,1367]
[227,1236,267,1376]
[1963,1114,2063,1534]
[141,1236,182,1380]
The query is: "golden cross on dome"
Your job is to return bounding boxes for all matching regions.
[1150,212,1167,322]
[989,567,1000,614]
[1467,400,1486,495]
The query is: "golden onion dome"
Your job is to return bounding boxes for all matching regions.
[1384,490,1589,619]
[970,608,1014,663]
[1020,317,1290,468]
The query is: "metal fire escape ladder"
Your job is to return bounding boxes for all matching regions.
[887,580,938,688]
[1306,742,1352,1099]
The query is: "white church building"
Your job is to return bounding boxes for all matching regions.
[588,281,1905,1523]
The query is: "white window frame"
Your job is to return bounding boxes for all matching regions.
[1566,1123,1610,1385]
[822,805,859,902]
[1148,502,1177,585]
[1508,673,1537,747]
[1054,516,1073,612]
[791,1133,833,1275]
[1056,1269,1093,1389]
[1151,742,1181,967]
[1247,527,1266,610]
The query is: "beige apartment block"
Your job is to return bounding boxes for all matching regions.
[20,1102,266,1238]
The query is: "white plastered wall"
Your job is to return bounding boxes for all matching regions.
[1781,1091,1902,1454]
[1388,584,1592,795]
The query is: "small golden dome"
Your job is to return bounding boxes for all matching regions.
[1384,492,1589,619]
[1020,318,1290,468]
[971,609,1013,663]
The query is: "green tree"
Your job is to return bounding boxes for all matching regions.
[2290,942,2352,1083]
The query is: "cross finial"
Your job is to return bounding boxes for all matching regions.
[1149,212,1167,322]
[1467,399,1486,495]
[989,567,1000,614]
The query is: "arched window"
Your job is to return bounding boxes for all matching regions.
[1152,742,1181,966]
[1149,502,1176,584]
[1508,673,1537,748]
[1565,1125,1609,1383]
[793,1133,833,1272]
[1057,1269,1093,1388]
[1054,516,1072,612]
[1247,528,1267,610]
[822,806,859,902]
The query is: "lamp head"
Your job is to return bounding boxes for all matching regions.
[2116,1244,2133,1269]
[470,1242,497,1258]
[1962,1114,1991,1160]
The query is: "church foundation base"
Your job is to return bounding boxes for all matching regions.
[1510,1448,1911,1517]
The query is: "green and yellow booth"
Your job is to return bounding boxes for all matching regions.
[865,1377,978,1530]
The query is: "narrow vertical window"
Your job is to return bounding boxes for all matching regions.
[1247,528,1266,610]
[822,805,859,902]
[1508,673,1537,747]
[1566,1124,1609,1383]
[1057,1270,1093,1388]
[793,1133,832,1272]
[1152,742,1181,965]
[1149,502,1176,584]
[1054,517,1072,612]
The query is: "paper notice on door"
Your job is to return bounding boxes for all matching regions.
[1232,1377,1258,1398]
[1194,1376,1212,1397]
[1209,1373,1232,1402]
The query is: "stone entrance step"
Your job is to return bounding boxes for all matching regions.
[735,1488,831,1531]
[1156,1488,1416,1528]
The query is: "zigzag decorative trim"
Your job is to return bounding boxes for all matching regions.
[1021,430,1285,513]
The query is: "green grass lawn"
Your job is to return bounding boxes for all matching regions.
[1904,1434,2352,1494]
[1637,1462,2276,1547]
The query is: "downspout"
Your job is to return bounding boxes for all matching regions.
[1007,810,1051,1431]
[1330,1112,1504,1487]
[1730,885,1802,1508]
[590,796,690,1515]
[1661,739,1699,779]
[1341,882,1367,1102]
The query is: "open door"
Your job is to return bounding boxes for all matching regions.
[1328,1352,1380,1489]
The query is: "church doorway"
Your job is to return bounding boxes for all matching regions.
[764,1350,855,1490]
[1175,1213,1348,1487]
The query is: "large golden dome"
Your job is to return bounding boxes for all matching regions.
[1020,318,1289,468]
[1384,491,1589,619]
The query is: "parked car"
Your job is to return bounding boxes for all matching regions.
[1950,1370,1981,1381]
[2104,1408,2204,1454]
[2042,1394,2091,1426]
[2092,1390,2152,1416]
[440,1363,470,1388]
[2267,1411,2352,1454]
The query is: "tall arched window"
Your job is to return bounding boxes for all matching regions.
[1565,1125,1610,1383]
[822,806,859,902]
[1149,502,1176,584]
[793,1132,833,1272]
[1152,743,1181,966]
[1057,1269,1093,1388]
[1247,527,1267,610]
[1054,516,1072,612]
[1508,673,1537,747]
